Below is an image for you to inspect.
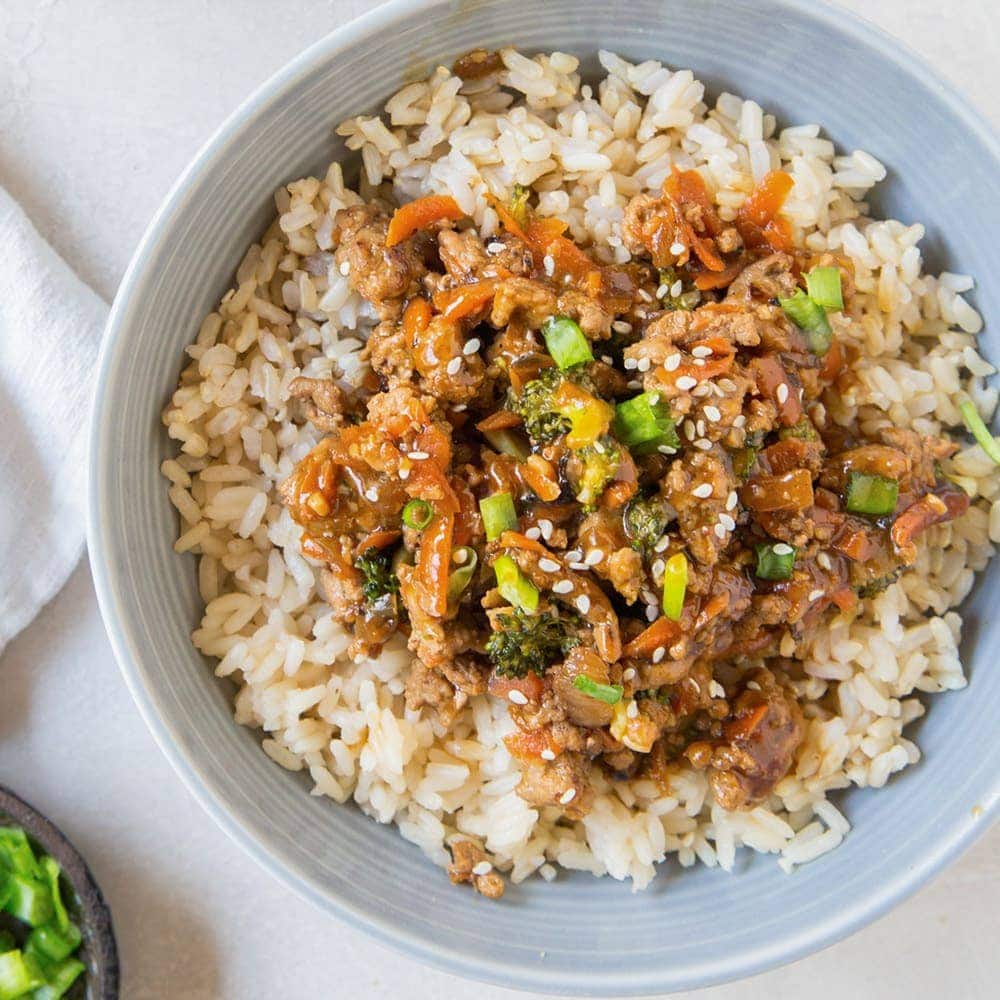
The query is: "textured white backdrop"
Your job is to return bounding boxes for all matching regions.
[0,1,997,997]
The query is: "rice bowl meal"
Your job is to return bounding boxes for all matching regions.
[160,47,999,897]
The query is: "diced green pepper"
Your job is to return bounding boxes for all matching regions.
[25,922,81,965]
[37,859,68,935]
[845,471,899,516]
[479,493,518,542]
[755,542,796,580]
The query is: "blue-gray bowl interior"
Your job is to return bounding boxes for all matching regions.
[88,0,1000,994]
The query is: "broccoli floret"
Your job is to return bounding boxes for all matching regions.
[569,437,622,509]
[511,367,572,443]
[635,687,672,704]
[778,417,819,441]
[731,446,758,481]
[857,568,903,599]
[509,183,532,228]
[623,492,672,551]
[486,609,580,678]
[354,548,399,606]
[657,267,699,311]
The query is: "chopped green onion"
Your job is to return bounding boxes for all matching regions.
[3,873,53,928]
[25,922,81,965]
[572,675,623,704]
[754,542,797,581]
[30,957,85,1000]
[845,471,899,516]
[38,858,68,934]
[958,394,1000,465]
[493,555,539,613]
[732,446,758,481]
[0,828,39,879]
[447,547,479,603]
[483,427,530,462]
[613,392,680,454]
[661,552,688,621]
[541,316,593,370]
[479,492,518,541]
[779,289,831,355]
[805,266,844,310]
[0,950,45,1000]
[401,498,433,530]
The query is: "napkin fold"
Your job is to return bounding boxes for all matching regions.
[0,187,107,656]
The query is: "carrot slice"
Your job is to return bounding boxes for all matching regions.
[498,530,550,555]
[402,297,432,341]
[724,702,768,741]
[737,171,794,243]
[476,410,524,432]
[490,671,545,705]
[386,194,464,247]
[624,616,682,659]
[432,278,500,320]
[751,356,803,426]
[742,469,814,512]
[418,513,454,617]
[354,529,401,556]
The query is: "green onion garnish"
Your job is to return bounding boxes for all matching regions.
[661,552,687,621]
[402,499,433,530]
[447,547,479,603]
[613,392,680,454]
[24,923,81,966]
[479,492,518,541]
[779,288,831,355]
[493,554,539,613]
[0,951,46,998]
[958,394,1000,465]
[572,675,623,704]
[541,315,593,370]
[3,874,53,928]
[754,541,796,580]
[805,266,844,311]
[30,957,85,1000]
[845,471,899,516]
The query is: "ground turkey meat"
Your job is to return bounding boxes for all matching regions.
[447,840,505,899]
[516,752,595,819]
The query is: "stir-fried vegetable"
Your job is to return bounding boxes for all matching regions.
[486,609,578,678]
[354,548,399,604]
[779,288,831,354]
[613,392,680,454]
[385,194,464,247]
[482,427,530,462]
[541,315,594,370]
[480,492,518,541]
[845,471,899,516]
[493,554,539,613]
[447,547,479,604]
[805,266,844,310]
[623,493,673,551]
[958,394,1000,465]
[550,381,614,448]
[402,498,433,530]
[569,440,621,509]
[755,542,796,580]
[661,552,688,620]
[572,675,623,704]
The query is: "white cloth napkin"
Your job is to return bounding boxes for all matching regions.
[0,186,107,656]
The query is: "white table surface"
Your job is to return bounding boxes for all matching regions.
[1,1,998,997]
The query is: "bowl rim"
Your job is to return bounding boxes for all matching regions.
[87,0,1000,993]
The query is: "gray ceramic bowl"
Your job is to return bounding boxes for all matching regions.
[88,0,1000,993]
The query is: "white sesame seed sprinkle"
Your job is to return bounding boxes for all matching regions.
[626,700,639,718]
[637,288,654,303]
[540,748,556,761]
[364,486,378,501]
[670,280,683,298]
[408,450,430,460]
[594,440,606,454]
[559,788,577,804]
[747,680,761,692]
[575,595,591,614]
[508,689,528,705]
[693,383,711,397]
[452,403,467,412]
[676,375,697,391]
[817,552,832,570]
[693,357,706,367]
[726,490,738,510]
[566,549,584,562]
[692,483,712,498]
[808,588,825,602]
[612,320,632,334]
[525,526,542,540]
[719,378,737,393]
[486,241,504,253]
[543,254,555,276]
[719,513,736,531]
[447,357,463,376]
[670,241,686,255]
[696,419,706,437]
[539,558,561,573]
[709,680,726,699]
[651,558,665,577]
[694,438,713,450]
[664,353,681,372]
[772,542,794,556]
[623,667,637,682]
[656,283,670,299]
[654,535,671,553]
[684,420,696,441]
[624,357,639,370]
[472,861,493,876]
[339,260,351,275]
[399,467,410,480]
[713,523,727,539]
[733,414,747,428]
[569,561,589,571]
[553,579,574,594]
[601,354,614,365]
[657,444,677,455]
[637,357,651,372]
[585,549,604,565]
[646,603,658,621]
[463,338,481,355]
[652,645,666,663]
[704,405,722,422]
[627,379,643,390]
[538,519,553,540]
[691,345,713,358]
[776,383,789,404]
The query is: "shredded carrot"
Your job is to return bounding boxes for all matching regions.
[489,670,545,704]
[599,481,637,510]
[830,586,858,613]
[504,728,562,760]
[891,489,969,550]
[476,410,524,432]
[488,192,528,241]
[751,356,803,427]
[418,513,454,617]
[386,194,464,247]
[725,702,768,742]
[661,167,726,272]
[832,525,878,562]
[693,257,746,290]
[624,616,682,659]
[497,530,550,555]
[819,338,845,382]
[742,469,814,512]
[736,171,794,251]
[354,529,401,556]
[520,454,561,502]
[432,278,500,321]
[402,297,432,341]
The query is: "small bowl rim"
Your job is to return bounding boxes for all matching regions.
[87,0,1000,993]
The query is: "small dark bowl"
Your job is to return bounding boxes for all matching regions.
[0,787,119,999]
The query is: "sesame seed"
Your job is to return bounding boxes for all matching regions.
[670,280,683,297]
[692,483,712,498]
[569,561,589,571]
[540,748,556,761]
[656,283,670,299]
[566,549,584,562]
[575,595,591,614]
[684,420,696,441]
[669,241,686,255]
[364,486,378,501]
[817,552,832,570]
[657,444,677,455]
[709,680,726,699]
[747,680,761,692]
[646,604,658,621]
[508,689,528,705]
[808,588,825,602]
[446,357,462,375]
[453,548,468,564]
[719,378,737,393]
[654,535,670,553]
[693,357,706,367]
[452,403,467,412]
[408,450,430,460]
[538,519,553,540]
[713,523,727,539]
[399,467,410,480]
[637,288,654,302]
[694,439,713,450]
[594,440,606,454]
[776,383,789,404]
[472,861,493,876]
[339,260,351,275]
[696,419,706,437]
[543,254,555,276]
[539,558,560,573]
[664,353,681,372]
[585,548,604,565]
[704,405,722,422]
[601,354,614,365]
[559,788,577,804]
[733,414,747,428]
[676,375,697,391]
[612,320,632,334]
[463,338,481,355]
[623,667,637,682]
[624,357,639,370]
[652,646,666,664]
[553,579,574,594]
[726,490,738,510]
[692,384,711,397]
[626,700,639,718]
[637,357,651,372]
[691,345,712,358]
[651,558,665,577]
[486,241,504,253]
[719,513,736,531]
[525,526,542,540]
[772,542,794,556]
[627,379,643,390]
[689,679,701,694]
